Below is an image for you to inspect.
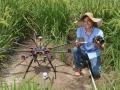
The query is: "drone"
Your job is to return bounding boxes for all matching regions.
[0,35,72,79]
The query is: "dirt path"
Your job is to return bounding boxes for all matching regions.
[0,40,94,90]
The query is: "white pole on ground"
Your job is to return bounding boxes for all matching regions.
[88,67,97,90]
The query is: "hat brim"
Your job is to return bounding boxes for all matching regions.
[80,15,102,26]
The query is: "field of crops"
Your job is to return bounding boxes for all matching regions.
[0,0,120,89]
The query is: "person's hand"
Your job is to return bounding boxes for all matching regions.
[95,40,105,50]
[75,40,84,47]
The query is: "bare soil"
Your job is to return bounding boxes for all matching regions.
[0,39,107,90]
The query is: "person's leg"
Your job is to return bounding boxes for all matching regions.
[72,47,83,69]
[79,50,89,68]
[72,47,88,75]
[89,56,101,79]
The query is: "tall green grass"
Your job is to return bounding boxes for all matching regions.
[0,0,120,89]
[0,79,52,90]
[0,0,70,48]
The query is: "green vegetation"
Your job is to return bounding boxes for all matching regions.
[0,0,120,89]
[0,79,52,90]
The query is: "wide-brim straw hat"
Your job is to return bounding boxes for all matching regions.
[75,12,103,26]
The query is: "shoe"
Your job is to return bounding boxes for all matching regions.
[94,75,101,80]
[75,69,81,76]
[89,75,101,80]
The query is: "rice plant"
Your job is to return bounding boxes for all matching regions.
[0,0,120,89]
[0,79,52,90]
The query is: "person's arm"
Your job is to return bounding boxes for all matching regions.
[95,30,105,50]
[75,39,82,47]
[75,28,85,47]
